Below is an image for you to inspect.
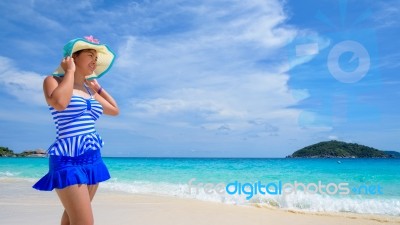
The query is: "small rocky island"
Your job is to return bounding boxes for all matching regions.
[287,140,399,158]
[0,146,46,157]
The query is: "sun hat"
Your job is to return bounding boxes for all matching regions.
[52,35,115,80]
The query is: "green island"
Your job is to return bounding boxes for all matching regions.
[287,140,399,158]
[0,146,46,157]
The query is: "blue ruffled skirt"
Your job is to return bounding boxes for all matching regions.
[32,150,110,191]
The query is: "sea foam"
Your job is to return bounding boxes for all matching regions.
[101,179,400,216]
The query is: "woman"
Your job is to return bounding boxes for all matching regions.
[33,36,119,225]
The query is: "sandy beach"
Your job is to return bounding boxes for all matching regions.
[0,179,399,225]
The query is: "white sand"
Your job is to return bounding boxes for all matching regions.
[1,179,399,225]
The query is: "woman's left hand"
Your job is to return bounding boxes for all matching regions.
[85,79,102,93]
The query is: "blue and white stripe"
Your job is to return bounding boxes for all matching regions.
[47,93,104,157]
[48,132,104,156]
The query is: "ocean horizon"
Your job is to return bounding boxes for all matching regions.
[1,156,399,216]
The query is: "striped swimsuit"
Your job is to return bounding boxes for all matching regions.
[33,84,111,191]
[47,85,104,156]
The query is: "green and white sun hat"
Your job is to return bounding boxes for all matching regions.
[52,35,116,80]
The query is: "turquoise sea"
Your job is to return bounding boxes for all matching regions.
[1,157,399,216]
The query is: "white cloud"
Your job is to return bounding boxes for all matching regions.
[0,0,63,32]
[108,0,331,142]
[372,2,400,29]
[328,135,338,140]
[0,56,46,105]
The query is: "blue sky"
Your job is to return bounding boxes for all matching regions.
[0,0,399,157]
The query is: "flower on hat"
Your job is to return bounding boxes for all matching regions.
[84,35,100,44]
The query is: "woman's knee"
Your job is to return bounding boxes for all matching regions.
[70,216,93,225]
[61,210,70,225]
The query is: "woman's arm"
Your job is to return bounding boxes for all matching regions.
[43,57,75,110]
[86,79,119,116]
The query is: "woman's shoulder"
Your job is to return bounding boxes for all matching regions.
[44,75,62,84]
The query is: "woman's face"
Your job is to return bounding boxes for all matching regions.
[73,49,98,76]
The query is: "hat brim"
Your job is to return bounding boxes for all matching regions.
[52,39,115,80]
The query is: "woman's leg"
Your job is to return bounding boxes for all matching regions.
[88,184,99,201]
[60,210,70,225]
[58,184,100,225]
[56,184,94,225]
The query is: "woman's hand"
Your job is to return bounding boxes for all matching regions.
[87,79,119,116]
[85,79,101,93]
[61,56,75,73]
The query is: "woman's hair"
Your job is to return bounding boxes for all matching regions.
[72,49,96,58]
[72,50,84,58]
